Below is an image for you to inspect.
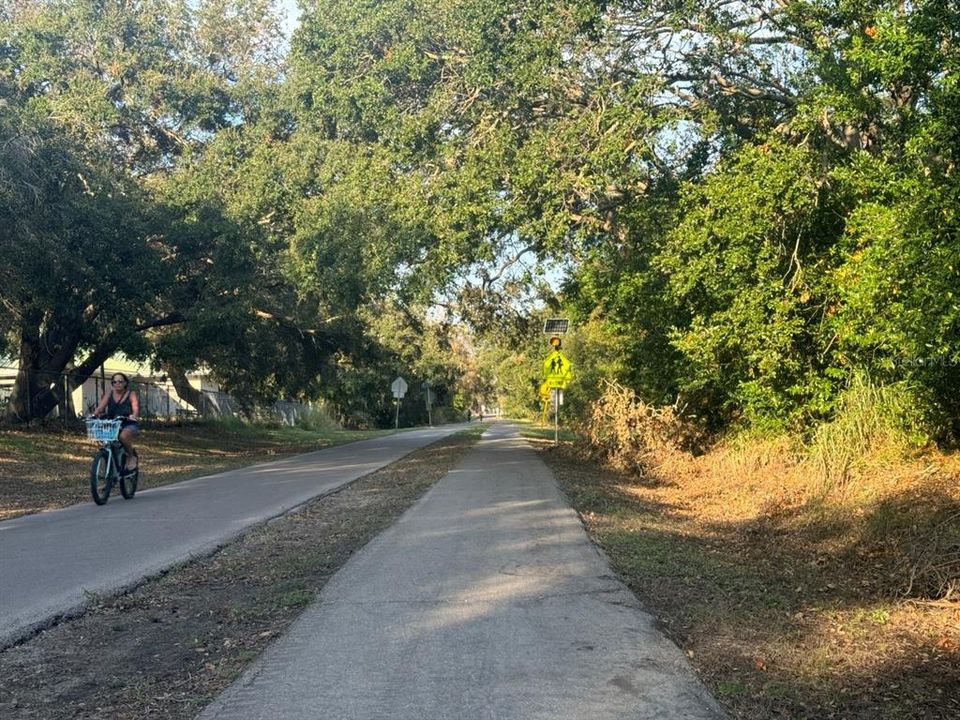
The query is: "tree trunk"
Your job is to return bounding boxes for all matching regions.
[2,337,72,424]
[162,363,211,417]
[2,333,119,425]
[2,310,184,425]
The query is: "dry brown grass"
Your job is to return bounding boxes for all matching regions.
[670,436,960,604]
[539,437,960,718]
[535,381,960,719]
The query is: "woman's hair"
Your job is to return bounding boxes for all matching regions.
[111,372,129,384]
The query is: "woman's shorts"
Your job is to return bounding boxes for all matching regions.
[120,421,140,437]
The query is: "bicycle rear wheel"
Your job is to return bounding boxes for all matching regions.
[120,467,138,499]
[90,450,113,505]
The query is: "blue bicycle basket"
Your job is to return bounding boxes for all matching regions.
[86,418,123,442]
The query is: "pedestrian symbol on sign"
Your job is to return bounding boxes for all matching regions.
[542,350,572,389]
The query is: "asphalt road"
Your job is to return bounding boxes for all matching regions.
[199,423,726,720]
[0,424,466,649]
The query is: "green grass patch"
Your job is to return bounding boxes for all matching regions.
[715,681,748,697]
[596,529,709,577]
[518,424,578,443]
[0,433,40,454]
[276,588,314,609]
[457,423,491,439]
[162,421,394,451]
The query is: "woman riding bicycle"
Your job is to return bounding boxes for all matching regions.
[92,372,140,474]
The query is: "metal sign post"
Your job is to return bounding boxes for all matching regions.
[391,376,408,429]
[552,388,563,444]
[423,380,433,427]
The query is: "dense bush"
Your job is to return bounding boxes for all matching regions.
[580,379,703,474]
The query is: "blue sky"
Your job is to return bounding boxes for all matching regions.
[279,0,301,38]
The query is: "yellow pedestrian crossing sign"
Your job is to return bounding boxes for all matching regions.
[542,350,572,389]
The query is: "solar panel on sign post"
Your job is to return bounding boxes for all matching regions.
[542,318,569,335]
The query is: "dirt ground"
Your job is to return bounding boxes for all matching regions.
[0,427,484,719]
[533,439,960,720]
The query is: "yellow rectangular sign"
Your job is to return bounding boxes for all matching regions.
[542,350,572,389]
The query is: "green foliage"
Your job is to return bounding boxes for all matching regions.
[0,0,289,421]
[2,0,284,167]
[562,1,960,442]
[805,372,928,490]
[492,346,541,419]
[827,154,960,435]
[0,99,171,421]
[655,140,842,430]
[4,0,960,444]
[356,300,456,425]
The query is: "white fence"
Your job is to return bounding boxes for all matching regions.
[0,366,313,424]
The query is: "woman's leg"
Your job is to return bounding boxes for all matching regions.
[119,427,138,471]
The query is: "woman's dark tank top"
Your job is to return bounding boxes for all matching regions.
[107,392,133,419]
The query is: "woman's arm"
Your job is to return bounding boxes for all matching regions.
[92,393,108,417]
[129,391,139,420]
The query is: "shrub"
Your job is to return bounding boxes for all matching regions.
[581,379,704,474]
[804,373,926,491]
[293,403,340,431]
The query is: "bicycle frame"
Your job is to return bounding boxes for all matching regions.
[101,441,125,477]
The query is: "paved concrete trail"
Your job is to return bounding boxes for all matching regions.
[199,423,725,720]
[0,425,465,649]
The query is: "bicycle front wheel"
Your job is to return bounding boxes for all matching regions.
[90,451,113,505]
[120,467,138,499]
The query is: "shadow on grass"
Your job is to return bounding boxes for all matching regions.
[539,444,960,720]
[0,422,398,521]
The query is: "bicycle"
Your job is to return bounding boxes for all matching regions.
[85,417,139,505]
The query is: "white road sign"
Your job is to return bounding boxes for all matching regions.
[391,376,408,399]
